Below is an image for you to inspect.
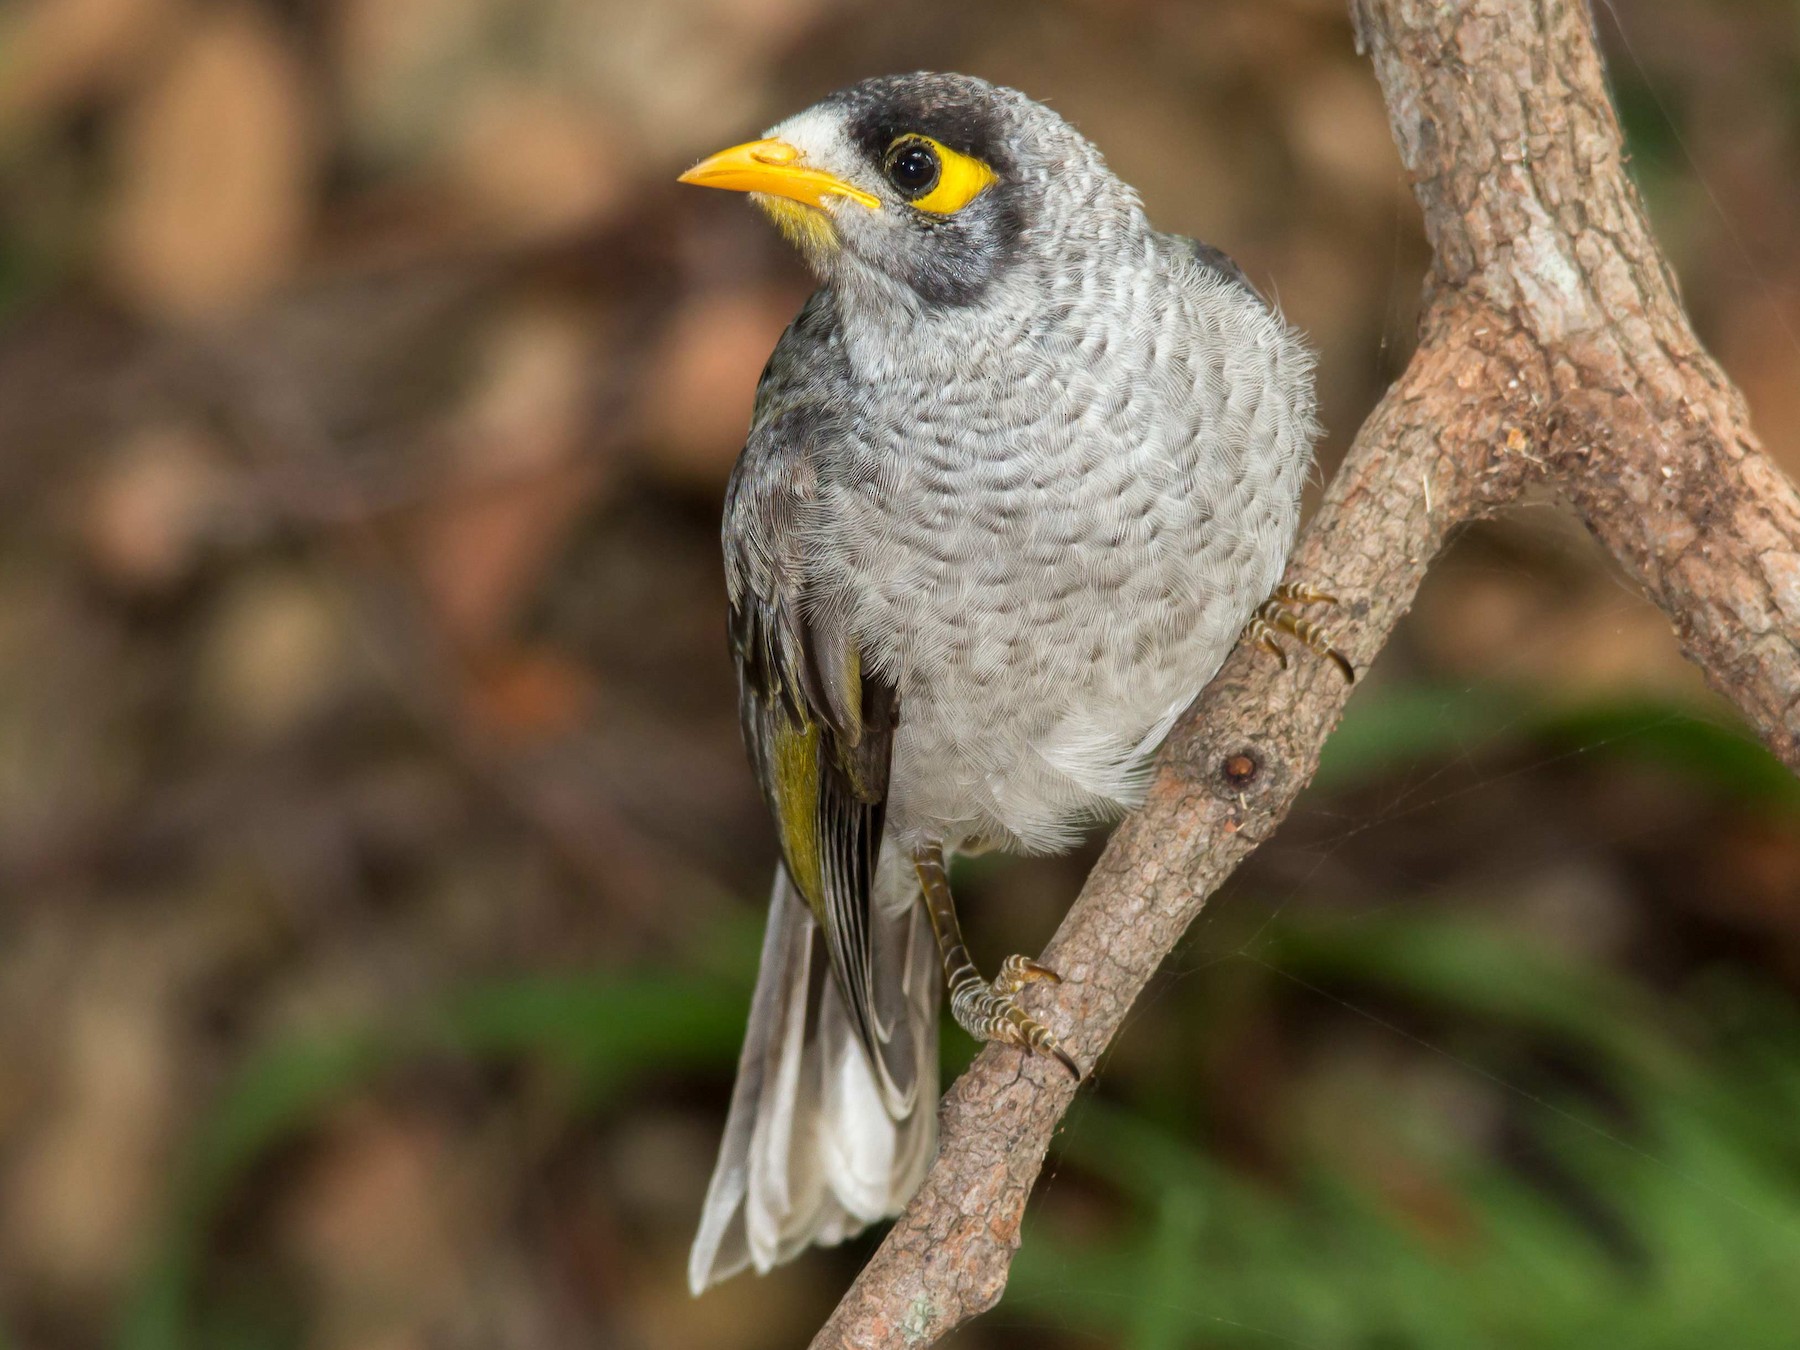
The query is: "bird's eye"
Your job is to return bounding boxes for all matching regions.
[882,135,998,215]
[884,140,941,198]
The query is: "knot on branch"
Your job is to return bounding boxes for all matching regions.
[1221,749,1261,787]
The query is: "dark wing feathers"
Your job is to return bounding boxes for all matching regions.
[723,292,906,1102]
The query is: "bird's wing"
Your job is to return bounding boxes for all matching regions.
[722,291,908,1111]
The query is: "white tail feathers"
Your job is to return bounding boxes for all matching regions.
[689,856,938,1294]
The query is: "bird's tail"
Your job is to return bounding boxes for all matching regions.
[688,846,938,1294]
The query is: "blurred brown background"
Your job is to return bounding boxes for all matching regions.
[2,1,1799,1348]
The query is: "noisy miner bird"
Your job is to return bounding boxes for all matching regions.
[679,72,1350,1294]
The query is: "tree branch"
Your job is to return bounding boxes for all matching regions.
[810,2,1800,1344]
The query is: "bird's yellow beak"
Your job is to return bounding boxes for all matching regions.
[677,139,880,211]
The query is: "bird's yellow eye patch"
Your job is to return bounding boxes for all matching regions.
[883,135,996,215]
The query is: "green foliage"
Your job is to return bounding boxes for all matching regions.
[1006,915,1800,1349]
[118,955,757,1350]
[1610,59,1688,205]
[1315,683,1800,811]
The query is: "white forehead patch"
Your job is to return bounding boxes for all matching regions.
[765,106,864,175]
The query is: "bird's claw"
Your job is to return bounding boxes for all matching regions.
[952,954,1081,1080]
[995,953,1062,991]
[1245,583,1355,683]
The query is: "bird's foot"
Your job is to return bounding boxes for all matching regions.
[915,843,1082,1080]
[1245,582,1355,684]
[949,954,1081,1080]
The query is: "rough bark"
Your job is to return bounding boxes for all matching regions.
[811,2,1800,1345]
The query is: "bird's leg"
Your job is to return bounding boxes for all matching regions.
[1245,582,1355,683]
[912,843,1081,1080]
